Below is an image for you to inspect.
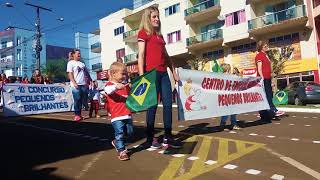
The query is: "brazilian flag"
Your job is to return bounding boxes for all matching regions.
[126,69,157,112]
[273,90,288,105]
[211,59,223,73]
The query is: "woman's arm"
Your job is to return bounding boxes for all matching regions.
[256,61,264,79]
[138,41,145,76]
[164,48,179,81]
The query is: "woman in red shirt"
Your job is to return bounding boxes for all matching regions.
[255,41,284,122]
[137,6,181,149]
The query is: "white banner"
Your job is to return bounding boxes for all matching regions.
[2,83,74,116]
[177,68,270,121]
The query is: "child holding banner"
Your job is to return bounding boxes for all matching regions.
[104,62,133,161]
[219,63,241,131]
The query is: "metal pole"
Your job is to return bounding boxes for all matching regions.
[35,7,41,70]
[25,2,52,71]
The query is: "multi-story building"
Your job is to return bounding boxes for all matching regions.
[0,26,46,78]
[99,0,320,88]
[313,0,320,54]
[75,30,102,80]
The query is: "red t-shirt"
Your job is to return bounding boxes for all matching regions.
[105,81,131,121]
[255,51,271,79]
[138,29,167,72]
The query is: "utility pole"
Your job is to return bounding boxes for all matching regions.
[25,2,52,71]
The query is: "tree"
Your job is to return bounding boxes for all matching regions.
[42,58,68,83]
[267,45,294,91]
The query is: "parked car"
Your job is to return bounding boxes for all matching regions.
[287,81,320,105]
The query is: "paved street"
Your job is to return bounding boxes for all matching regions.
[0,108,319,180]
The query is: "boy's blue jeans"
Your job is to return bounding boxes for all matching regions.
[146,71,172,141]
[71,85,89,116]
[220,115,237,126]
[111,119,133,152]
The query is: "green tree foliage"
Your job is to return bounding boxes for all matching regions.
[42,59,68,83]
[267,45,294,91]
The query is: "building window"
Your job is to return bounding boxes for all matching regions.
[225,9,246,27]
[165,3,180,17]
[17,49,22,61]
[116,48,125,59]
[269,32,299,45]
[17,36,22,46]
[203,49,224,59]
[231,42,256,53]
[114,26,124,36]
[167,30,181,44]
[1,41,7,49]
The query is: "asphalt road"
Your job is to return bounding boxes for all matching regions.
[0,108,319,180]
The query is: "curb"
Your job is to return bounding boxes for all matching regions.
[158,105,320,114]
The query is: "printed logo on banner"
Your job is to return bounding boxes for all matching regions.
[182,78,207,112]
[131,77,150,105]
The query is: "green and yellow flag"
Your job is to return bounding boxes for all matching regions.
[273,90,288,105]
[126,69,157,112]
[211,59,223,73]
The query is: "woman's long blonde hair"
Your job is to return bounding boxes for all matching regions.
[139,5,161,35]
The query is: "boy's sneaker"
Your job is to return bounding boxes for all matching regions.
[275,111,285,117]
[162,137,182,149]
[232,125,241,130]
[118,150,129,161]
[74,115,82,122]
[150,138,162,149]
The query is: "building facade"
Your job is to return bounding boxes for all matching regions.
[75,31,102,80]
[0,26,46,78]
[99,0,320,88]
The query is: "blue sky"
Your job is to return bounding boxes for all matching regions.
[0,0,132,48]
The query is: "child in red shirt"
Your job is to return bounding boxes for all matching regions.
[104,62,132,161]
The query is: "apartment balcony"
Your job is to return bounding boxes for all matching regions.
[124,53,137,64]
[123,29,138,43]
[184,0,221,24]
[186,29,223,51]
[92,63,102,72]
[91,42,101,53]
[248,5,308,36]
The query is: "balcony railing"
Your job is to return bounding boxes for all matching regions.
[186,29,222,46]
[123,29,138,40]
[248,5,306,30]
[124,53,137,63]
[91,42,101,53]
[92,63,102,71]
[184,0,220,17]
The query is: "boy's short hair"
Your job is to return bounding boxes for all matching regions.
[109,61,126,74]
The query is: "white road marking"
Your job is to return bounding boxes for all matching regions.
[274,123,281,125]
[312,117,318,119]
[157,123,163,125]
[249,133,258,136]
[146,148,157,151]
[158,150,165,154]
[229,131,237,134]
[289,124,295,126]
[172,154,185,158]
[304,125,311,127]
[313,141,320,144]
[223,164,238,169]
[178,125,185,128]
[245,169,261,175]
[74,151,104,179]
[244,114,249,116]
[204,160,217,165]
[187,156,199,161]
[304,117,308,119]
[292,116,296,118]
[290,138,300,141]
[267,135,276,138]
[264,147,320,179]
[270,174,285,180]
